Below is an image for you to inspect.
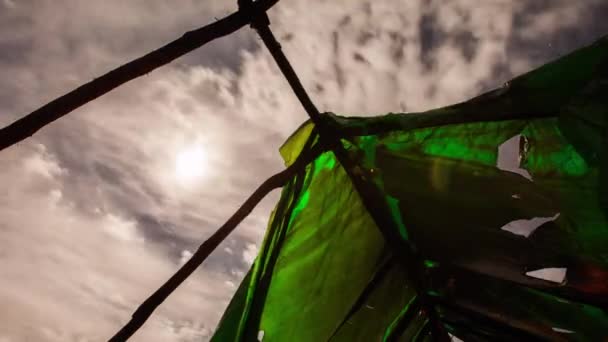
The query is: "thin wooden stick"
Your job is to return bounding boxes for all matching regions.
[0,0,281,152]
[109,143,324,341]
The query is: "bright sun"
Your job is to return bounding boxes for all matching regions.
[175,145,207,184]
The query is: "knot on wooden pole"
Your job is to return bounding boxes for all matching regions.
[238,0,271,28]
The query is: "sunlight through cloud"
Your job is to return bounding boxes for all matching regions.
[175,144,207,185]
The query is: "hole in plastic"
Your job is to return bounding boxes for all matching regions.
[497,135,532,180]
[500,213,560,238]
[449,333,465,342]
[525,267,567,283]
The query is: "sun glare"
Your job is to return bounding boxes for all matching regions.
[175,145,207,184]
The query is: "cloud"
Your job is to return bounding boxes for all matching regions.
[0,0,607,341]
[0,142,234,341]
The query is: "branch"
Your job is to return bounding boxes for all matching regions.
[109,142,324,341]
[0,0,281,152]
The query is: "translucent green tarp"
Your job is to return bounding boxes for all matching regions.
[212,35,608,341]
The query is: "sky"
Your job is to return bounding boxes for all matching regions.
[0,0,607,341]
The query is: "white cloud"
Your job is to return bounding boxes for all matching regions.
[242,243,258,265]
[0,143,230,341]
[179,250,194,266]
[101,213,144,244]
[22,144,66,179]
[2,0,15,9]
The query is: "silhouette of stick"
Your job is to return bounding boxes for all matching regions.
[0,0,281,152]
[109,142,324,341]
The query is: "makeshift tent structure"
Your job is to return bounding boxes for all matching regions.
[212,36,608,341]
[1,0,606,338]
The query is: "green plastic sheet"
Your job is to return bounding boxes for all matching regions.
[212,35,608,341]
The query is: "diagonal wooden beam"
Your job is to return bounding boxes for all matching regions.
[0,0,281,152]
[109,141,325,342]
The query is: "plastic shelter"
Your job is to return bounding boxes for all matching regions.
[212,36,608,341]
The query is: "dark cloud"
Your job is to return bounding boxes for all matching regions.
[508,0,608,68]
[419,12,443,71]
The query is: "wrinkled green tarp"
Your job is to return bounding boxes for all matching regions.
[212,35,608,341]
